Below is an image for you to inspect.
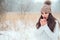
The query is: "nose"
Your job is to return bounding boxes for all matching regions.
[43,13,46,17]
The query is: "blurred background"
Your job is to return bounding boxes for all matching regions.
[0,0,60,13]
[0,0,60,40]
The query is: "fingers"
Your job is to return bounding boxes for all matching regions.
[40,19,46,22]
[40,19,47,26]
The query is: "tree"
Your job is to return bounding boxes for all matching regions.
[0,0,5,13]
[20,0,33,14]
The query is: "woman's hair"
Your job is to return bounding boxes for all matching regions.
[36,13,56,32]
[36,1,56,32]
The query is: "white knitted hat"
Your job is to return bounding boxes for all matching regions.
[41,1,51,13]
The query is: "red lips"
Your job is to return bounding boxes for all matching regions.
[43,17,46,19]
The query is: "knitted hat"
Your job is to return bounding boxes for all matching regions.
[41,1,51,13]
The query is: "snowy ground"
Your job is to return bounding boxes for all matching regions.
[0,20,60,40]
[0,20,35,40]
[0,31,21,40]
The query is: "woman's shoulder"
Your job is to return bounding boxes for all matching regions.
[55,20,59,22]
[55,20,60,24]
[55,19,60,30]
[55,20,60,27]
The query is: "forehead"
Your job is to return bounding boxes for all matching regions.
[41,11,49,14]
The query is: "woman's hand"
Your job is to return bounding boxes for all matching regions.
[40,19,47,26]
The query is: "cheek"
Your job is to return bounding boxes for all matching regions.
[46,14,49,18]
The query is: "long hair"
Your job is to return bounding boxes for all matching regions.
[36,13,56,32]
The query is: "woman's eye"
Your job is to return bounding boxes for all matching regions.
[45,12,48,14]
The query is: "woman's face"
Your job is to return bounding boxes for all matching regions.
[41,11,49,20]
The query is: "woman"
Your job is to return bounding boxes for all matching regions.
[35,1,60,40]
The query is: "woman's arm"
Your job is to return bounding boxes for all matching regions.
[54,20,60,40]
[42,20,60,40]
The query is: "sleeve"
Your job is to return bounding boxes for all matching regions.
[44,20,60,40]
[54,20,60,40]
[35,25,47,34]
[42,24,55,38]
[32,25,46,40]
